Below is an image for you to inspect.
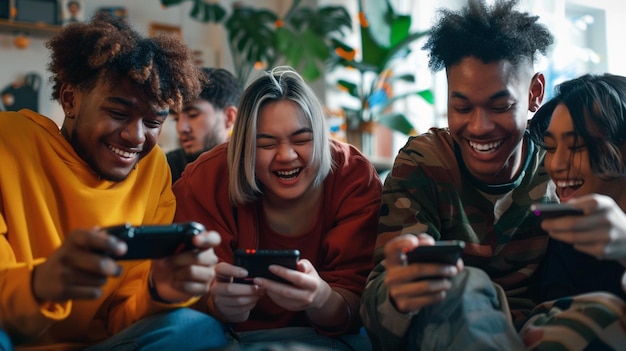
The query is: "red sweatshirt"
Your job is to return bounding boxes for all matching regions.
[173,140,381,335]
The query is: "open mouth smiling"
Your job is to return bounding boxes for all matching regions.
[553,178,583,199]
[468,139,504,154]
[109,145,138,159]
[554,179,583,189]
[275,168,301,180]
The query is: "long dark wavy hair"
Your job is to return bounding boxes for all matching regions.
[529,73,626,180]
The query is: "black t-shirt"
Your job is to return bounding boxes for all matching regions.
[540,238,626,301]
[166,148,200,184]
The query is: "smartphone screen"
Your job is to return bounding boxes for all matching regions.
[233,249,300,285]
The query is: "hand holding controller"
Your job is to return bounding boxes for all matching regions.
[104,221,205,260]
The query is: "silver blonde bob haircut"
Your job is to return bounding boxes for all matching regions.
[227,66,333,205]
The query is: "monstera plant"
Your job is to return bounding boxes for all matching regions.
[159,0,352,83]
[330,0,434,136]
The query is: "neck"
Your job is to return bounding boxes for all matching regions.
[261,186,323,236]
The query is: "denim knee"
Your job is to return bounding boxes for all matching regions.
[0,329,12,351]
[159,308,227,345]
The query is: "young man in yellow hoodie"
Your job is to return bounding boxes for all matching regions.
[0,11,226,350]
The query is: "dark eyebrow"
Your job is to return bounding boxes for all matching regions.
[182,106,199,113]
[543,129,577,140]
[257,127,313,140]
[450,90,511,101]
[105,96,169,117]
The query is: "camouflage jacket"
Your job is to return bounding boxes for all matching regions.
[360,127,558,351]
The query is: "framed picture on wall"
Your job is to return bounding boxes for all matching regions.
[149,23,182,40]
[61,0,84,25]
[13,0,60,24]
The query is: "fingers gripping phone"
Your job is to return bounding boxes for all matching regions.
[403,240,466,265]
[530,203,584,220]
[233,249,300,285]
[403,240,465,281]
[104,221,205,260]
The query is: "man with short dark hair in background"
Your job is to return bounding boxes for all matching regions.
[167,67,242,183]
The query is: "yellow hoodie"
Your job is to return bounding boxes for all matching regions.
[0,110,178,350]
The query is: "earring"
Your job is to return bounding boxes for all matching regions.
[65,110,72,117]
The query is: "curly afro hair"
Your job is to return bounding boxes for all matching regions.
[46,11,205,112]
[423,0,554,72]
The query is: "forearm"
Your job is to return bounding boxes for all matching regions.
[0,263,70,344]
[305,289,350,331]
[361,271,412,351]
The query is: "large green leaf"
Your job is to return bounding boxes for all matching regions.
[160,0,227,24]
[361,0,391,48]
[160,0,185,6]
[161,0,352,84]
[376,112,415,135]
[281,5,351,81]
[290,6,352,37]
[226,8,278,67]
[336,80,359,99]
[390,14,411,47]
[371,89,435,115]
[360,21,389,67]
[275,28,327,81]
[417,89,435,105]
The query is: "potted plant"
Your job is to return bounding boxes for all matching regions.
[329,0,434,147]
[159,0,352,84]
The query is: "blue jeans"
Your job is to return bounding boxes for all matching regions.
[0,329,12,351]
[226,327,371,351]
[406,267,525,351]
[84,308,227,351]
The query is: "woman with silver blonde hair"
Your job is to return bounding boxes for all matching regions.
[174,66,381,350]
[227,66,333,204]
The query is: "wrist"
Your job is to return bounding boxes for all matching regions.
[148,270,173,303]
[389,293,420,317]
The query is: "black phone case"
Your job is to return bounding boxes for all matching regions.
[530,203,584,220]
[105,221,204,260]
[404,241,465,265]
[233,249,300,285]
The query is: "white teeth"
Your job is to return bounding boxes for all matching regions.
[109,145,137,158]
[555,179,583,188]
[276,168,300,177]
[468,140,503,152]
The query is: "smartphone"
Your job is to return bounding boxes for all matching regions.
[104,221,205,260]
[404,240,465,265]
[530,203,584,220]
[233,249,300,285]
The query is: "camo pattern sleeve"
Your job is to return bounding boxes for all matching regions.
[361,128,557,350]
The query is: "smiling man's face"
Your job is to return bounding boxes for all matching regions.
[61,78,168,181]
[446,57,539,184]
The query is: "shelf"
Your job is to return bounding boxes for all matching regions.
[0,19,61,37]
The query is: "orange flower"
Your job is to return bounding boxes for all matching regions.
[359,12,369,28]
[275,19,284,28]
[334,47,356,61]
[336,84,349,93]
